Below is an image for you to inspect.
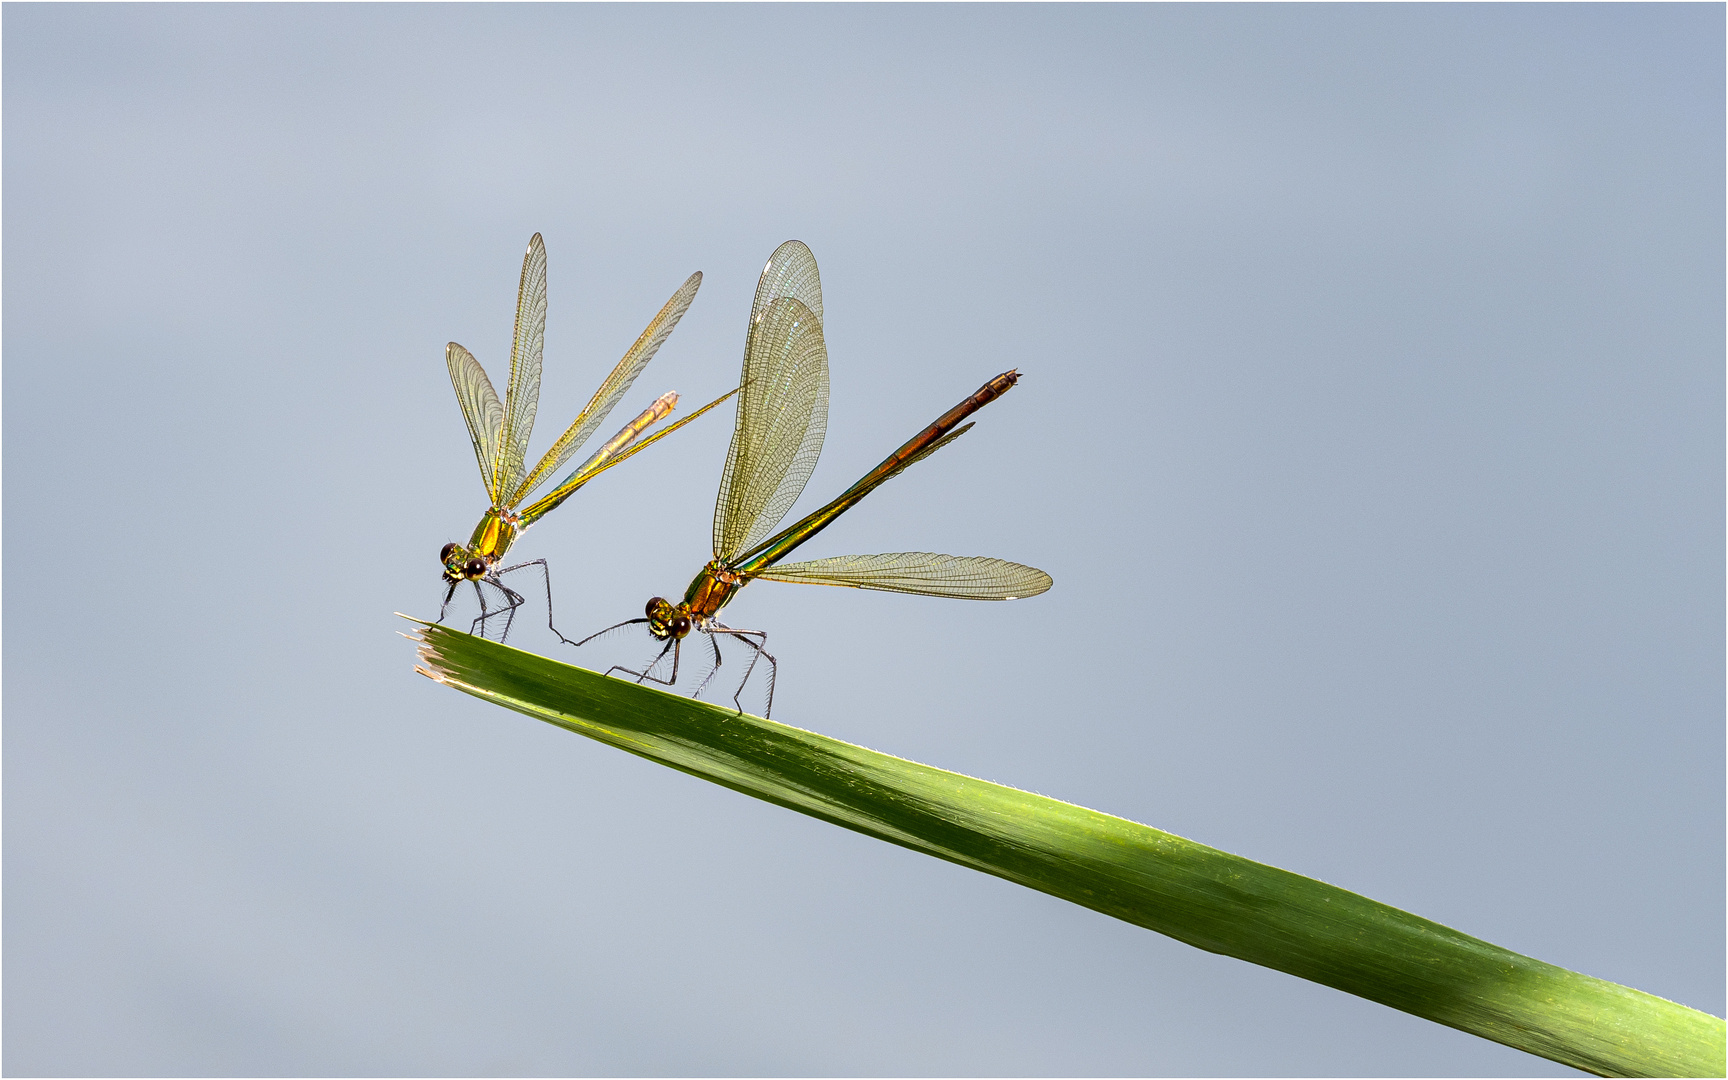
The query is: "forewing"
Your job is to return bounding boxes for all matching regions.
[753,553,1053,600]
[508,271,702,506]
[496,233,547,501]
[515,391,674,528]
[713,296,828,561]
[446,342,505,501]
[748,240,823,341]
[516,382,741,528]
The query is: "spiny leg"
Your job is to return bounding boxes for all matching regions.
[646,637,682,687]
[495,579,525,641]
[607,637,680,687]
[689,630,725,701]
[723,627,776,717]
[467,578,490,637]
[494,559,579,646]
[571,617,650,648]
[436,579,459,625]
[710,622,776,717]
[472,576,526,641]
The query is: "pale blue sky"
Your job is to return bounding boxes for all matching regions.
[5,4,1721,1075]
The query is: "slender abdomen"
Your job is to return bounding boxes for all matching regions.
[731,370,1023,575]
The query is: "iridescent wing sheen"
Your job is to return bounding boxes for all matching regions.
[751,553,1054,600]
[748,240,822,338]
[446,342,506,501]
[495,233,548,503]
[729,373,1020,577]
[710,243,825,560]
[508,270,703,507]
[713,295,829,562]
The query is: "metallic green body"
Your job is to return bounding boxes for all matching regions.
[680,561,745,620]
[468,507,520,561]
[443,507,521,582]
[437,233,717,610]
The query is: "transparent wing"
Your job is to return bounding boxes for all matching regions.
[752,553,1053,601]
[515,391,675,528]
[562,391,680,489]
[748,240,822,341]
[508,270,702,506]
[713,296,829,561]
[516,384,739,529]
[446,342,505,501]
[708,243,823,559]
[495,233,548,502]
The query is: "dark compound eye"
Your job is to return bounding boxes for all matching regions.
[646,597,666,619]
[440,543,458,563]
[671,616,692,637]
[465,558,486,578]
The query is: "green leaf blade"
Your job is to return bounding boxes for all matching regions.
[409,621,1724,1078]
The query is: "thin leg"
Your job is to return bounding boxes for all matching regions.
[570,617,650,648]
[689,630,724,700]
[494,559,579,646]
[607,637,680,687]
[435,579,458,625]
[468,578,490,636]
[709,622,776,717]
[472,576,526,641]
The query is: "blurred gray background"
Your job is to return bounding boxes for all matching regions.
[5,4,1721,1076]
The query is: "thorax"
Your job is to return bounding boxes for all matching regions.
[681,560,746,620]
[466,508,520,566]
